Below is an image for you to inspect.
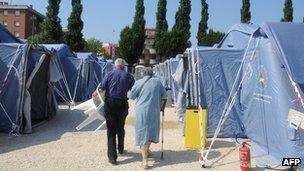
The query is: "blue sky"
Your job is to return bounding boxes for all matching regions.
[10,0,304,44]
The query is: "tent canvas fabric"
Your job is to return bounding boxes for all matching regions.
[0,24,22,43]
[186,24,260,138]
[196,48,246,138]
[75,52,102,100]
[43,44,113,103]
[196,22,304,167]
[237,22,304,167]
[169,56,181,104]
[0,43,59,134]
[43,45,112,103]
[43,44,83,102]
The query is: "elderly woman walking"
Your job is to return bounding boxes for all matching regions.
[128,68,167,169]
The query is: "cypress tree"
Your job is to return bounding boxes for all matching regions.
[240,0,251,23]
[281,0,293,22]
[72,0,80,5]
[65,0,85,51]
[132,0,145,30]
[119,0,145,66]
[172,0,191,56]
[41,0,63,43]
[197,0,208,46]
[131,0,146,65]
[155,0,168,60]
[200,29,225,46]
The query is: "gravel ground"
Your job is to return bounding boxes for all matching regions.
[0,101,267,171]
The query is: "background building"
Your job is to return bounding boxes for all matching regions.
[101,43,120,57]
[0,2,44,39]
[139,27,157,66]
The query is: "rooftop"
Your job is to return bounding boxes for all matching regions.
[0,3,45,18]
[145,27,156,31]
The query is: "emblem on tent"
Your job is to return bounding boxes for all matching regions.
[257,66,267,90]
[245,64,253,80]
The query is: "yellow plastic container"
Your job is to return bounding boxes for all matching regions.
[185,108,207,150]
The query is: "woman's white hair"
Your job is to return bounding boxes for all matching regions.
[114,58,125,69]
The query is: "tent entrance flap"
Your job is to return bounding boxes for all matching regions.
[29,53,52,122]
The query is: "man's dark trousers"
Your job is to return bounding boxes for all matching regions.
[104,97,128,162]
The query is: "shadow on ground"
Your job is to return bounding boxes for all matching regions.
[206,139,236,149]
[115,150,199,169]
[0,106,105,154]
[126,116,179,129]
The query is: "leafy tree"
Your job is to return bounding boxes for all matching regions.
[241,0,251,23]
[157,29,189,59]
[155,0,168,60]
[64,0,85,51]
[197,0,208,46]
[84,38,102,55]
[119,26,138,66]
[199,29,225,46]
[41,0,63,43]
[172,0,191,56]
[281,0,293,22]
[28,33,45,44]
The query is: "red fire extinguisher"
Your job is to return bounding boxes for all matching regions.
[239,142,251,171]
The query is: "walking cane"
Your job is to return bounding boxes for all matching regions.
[161,109,164,160]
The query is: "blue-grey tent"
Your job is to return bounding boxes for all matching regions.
[0,24,22,43]
[0,43,61,134]
[75,52,102,99]
[196,22,304,168]
[189,25,260,138]
[169,55,182,104]
[97,57,113,78]
[153,56,182,105]
[43,44,84,102]
[238,22,304,167]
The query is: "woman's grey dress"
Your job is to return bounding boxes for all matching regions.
[128,76,167,146]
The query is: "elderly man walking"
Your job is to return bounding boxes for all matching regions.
[100,58,135,165]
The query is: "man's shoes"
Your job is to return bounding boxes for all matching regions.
[118,148,125,155]
[118,150,125,155]
[108,160,118,165]
[118,145,124,154]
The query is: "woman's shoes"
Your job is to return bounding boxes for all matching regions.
[141,162,149,170]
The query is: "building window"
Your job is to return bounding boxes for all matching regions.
[14,32,20,38]
[15,10,20,16]
[14,21,20,27]
[3,21,8,27]
[4,10,8,16]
